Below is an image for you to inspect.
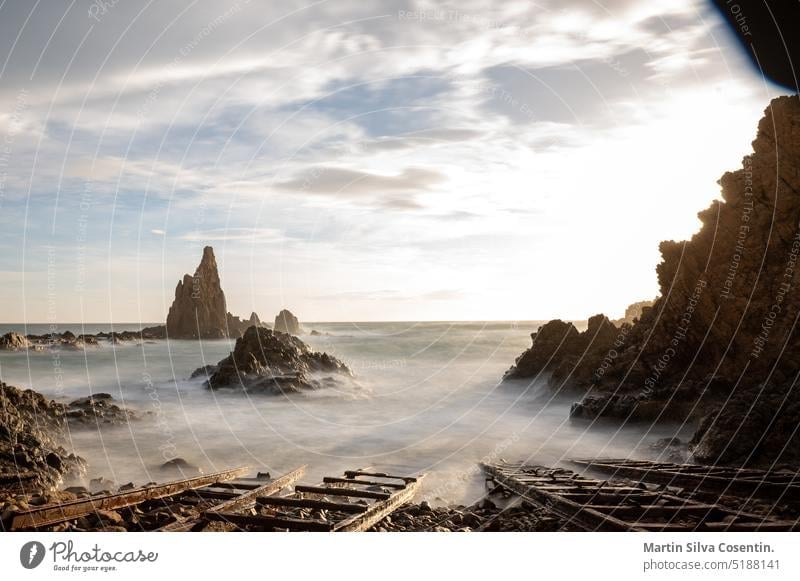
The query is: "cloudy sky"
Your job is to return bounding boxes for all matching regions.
[0,0,781,324]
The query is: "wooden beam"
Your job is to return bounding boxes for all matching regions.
[205,466,307,516]
[206,511,333,531]
[334,475,424,531]
[322,476,405,489]
[343,470,416,482]
[295,485,391,500]
[10,466,250,530]
[256,496,368,514]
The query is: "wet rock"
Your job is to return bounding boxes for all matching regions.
[66,394,136,425]
[189,364,218,379]
[1,381,86,491]
[205,325,351,395]
[159,458,202,477]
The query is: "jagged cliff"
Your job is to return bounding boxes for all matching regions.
[506,95,800,467]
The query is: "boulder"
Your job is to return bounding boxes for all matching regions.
[206,325,350,394]
[273,309,302,335]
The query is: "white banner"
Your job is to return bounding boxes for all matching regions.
[1,533,798,581]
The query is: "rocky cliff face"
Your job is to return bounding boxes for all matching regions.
[506,95,800,467]
[274,309,302,335]
[205,326,350,394]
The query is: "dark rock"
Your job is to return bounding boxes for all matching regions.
[66,394,136,425]
[159,458,201,476]
[205,325,351,394]
[505,96,800,468]
[0,381,86,491]
[273,309,302,335]
[189,364,218,379]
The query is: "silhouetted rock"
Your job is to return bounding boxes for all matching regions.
[613,299,656,325]
[166,246,228,339]
[273,309,301,335]
[505,95,800,467]
[206,326,350,394]
[505,315,625,390]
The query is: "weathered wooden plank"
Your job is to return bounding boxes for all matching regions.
[571,459,800,501]
[343,470,416,482]
[257,496,368,514]
[206,511,333,531]
[482,463,635,531]
[295,485,391,500]
[10,466,250,530]
[334,475,424,531]
[322,476,405,489]
[205,466,307,516]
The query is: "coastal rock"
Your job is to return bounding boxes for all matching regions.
[226,311,265,337]
[0,332,30,351]
[66,394,137,426]
[505,96,800,467]
[0,381,85,492]
[273,309,302,335]
[206,325,350,394]
[504,315,624,390]
[166,246,228,339]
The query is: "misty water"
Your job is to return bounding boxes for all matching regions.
[0,322,690,505]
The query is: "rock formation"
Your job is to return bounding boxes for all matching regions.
[613,299,656,326]
[226,311,265,337]
[505,315,624,389]
[504,95,800,467]
[273,309,302,335]
[0,332,30,351]
[165,246,229,339]
[0,382,85,492]
[164,246,264,339]
[205,326,350,394]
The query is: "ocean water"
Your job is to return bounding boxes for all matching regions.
[0,321,689,505]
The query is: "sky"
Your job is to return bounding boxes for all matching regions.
[0,0,783,324]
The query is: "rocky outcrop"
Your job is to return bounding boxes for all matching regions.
[504,315,627,390]
[0,382,85,492]
[226,311,264,337]
[505,96,800,468]
[166,246,229,339]
[206,326,350,394]
[613,299,656,326]
[66,394,137,426]
[0,332,30,351]
[273,309,302,335]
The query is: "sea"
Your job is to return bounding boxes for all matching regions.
[0,321,689,505]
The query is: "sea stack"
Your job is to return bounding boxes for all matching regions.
[166,246,228,339]
[274,309,302,335]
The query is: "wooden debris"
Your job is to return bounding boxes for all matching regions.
[570,458,800,502]
[482,461,798,532]
[10,466,250,530]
